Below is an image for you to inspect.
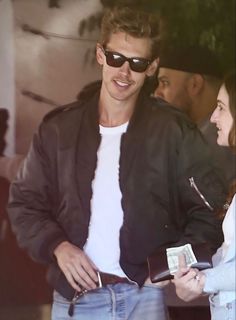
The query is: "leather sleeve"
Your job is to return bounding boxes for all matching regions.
[174,120,227,251]
[7,119,68,264]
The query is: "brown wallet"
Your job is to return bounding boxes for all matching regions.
[147,243,213,283]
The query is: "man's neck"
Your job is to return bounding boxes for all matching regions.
[98,88,138,127]
[188,84,218,124]
[99,110,131,127]
[189,97,215,124]
[188,107,206,124]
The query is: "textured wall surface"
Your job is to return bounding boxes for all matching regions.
[14,0,102,153]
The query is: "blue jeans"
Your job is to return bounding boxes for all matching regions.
[51,283,169,320]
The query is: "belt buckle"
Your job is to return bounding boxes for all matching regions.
[97,271,103,288]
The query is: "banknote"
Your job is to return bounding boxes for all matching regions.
[166,244,197,274]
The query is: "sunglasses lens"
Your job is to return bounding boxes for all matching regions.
[104,49,150,73]
[130,59,150,72]
[106,52,125,68]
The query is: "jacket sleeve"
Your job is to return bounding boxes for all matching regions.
[203,259,236,293]
[8,120,68,264]
[173,119,227,251]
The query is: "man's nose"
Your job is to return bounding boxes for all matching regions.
[154,85,164,98]
[119,61,131,74]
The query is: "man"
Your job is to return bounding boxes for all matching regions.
[8,7,226,320]
[154,45,236,319]
[154,46,235,185]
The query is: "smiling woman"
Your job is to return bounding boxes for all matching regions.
[173,72,236,320]
[211,85,234,146]
[211,74,236,148]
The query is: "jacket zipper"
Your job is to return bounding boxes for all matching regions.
[189,177,213,211]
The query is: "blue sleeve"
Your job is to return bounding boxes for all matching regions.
[203,259,236,293]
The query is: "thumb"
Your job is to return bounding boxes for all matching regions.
[178,253,187,270]
[174,253,189,278]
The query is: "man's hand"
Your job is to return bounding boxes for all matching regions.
[54,241,99,292]
[172,254,206,302]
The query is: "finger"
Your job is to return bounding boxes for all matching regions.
[185,269,198,281]
[174,253,190,278]
[67,263,98,290]
[174,267,197,281]
[63,267,82,292]
[81,256,99,283]
[75,253,99,284]
[178,253,187,269]
[66,246,99,287]
[77,266,98,290]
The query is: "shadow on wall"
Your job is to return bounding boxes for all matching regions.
[0,108,25,181]
[0,109,9,156]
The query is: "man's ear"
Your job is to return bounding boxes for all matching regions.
[188,74,204,96]
[146,57,159,77]
[96,44,104,66]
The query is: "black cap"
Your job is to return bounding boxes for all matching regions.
[159,45,223,78]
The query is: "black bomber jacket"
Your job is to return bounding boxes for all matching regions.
[8,89,226,300]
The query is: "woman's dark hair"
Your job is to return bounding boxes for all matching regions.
[219,72,236,218]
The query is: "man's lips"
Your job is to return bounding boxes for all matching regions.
[113,79,133,88]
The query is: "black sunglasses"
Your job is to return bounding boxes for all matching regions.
[101,47,152,73]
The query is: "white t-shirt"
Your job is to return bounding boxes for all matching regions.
[83,122,128,277]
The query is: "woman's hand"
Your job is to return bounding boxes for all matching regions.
[172,254,206,302]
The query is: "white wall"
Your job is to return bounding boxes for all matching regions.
[14,0,102,153]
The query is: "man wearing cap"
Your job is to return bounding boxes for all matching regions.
[154,45,235,185]
[154,45,235,319]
